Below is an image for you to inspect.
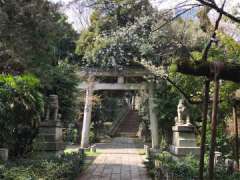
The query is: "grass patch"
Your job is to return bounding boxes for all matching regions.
[64,147,79,154]
[85,150,100,157]
[64,146,101,157]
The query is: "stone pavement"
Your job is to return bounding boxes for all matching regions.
[78,137,151,180]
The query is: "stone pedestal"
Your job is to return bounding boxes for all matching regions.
[38,95,65,155]
[90,144,96,153]
[0,148,8,161]
[170,124,200,156]
[38,120,65,153]
[144,145,150,157]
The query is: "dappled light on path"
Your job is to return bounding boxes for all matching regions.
[78,137,151,180]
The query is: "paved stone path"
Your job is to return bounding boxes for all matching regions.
[78,137,151,180]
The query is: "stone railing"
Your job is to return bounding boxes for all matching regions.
[108,105,131,136]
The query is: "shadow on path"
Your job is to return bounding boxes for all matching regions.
[77,137,151,180]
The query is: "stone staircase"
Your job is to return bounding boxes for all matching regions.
[116,110,140,137]
[108,106,130,136]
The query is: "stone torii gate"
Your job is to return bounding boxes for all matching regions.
[77,68,159,150]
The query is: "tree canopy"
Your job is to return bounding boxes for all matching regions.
[1,0,81,122]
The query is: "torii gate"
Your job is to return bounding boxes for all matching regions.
[77,68,159,150]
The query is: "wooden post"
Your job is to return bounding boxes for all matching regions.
[233,104,239,169]
[199,80,210,180]
[208,79,220,180]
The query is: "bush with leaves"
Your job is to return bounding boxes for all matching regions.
[0,0,77,74]
[0,152,84,180]
[154,151,200,179]
[151,151,240,180]
[0,74,43,156]
[0,0,80,128]
[46,62,79,125]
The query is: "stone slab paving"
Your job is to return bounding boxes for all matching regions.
[78,137,151,180]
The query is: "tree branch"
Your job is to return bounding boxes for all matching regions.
[196,0,240,23]
[201,0,226,61]
[152,5,201,32]
[163,75,201,104]
[175,60,240,83]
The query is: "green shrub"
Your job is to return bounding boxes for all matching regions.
[144,155,155,178]
[1,152,84,180]
[0,74,44,156]
[214,160,240,180]
[230,172,240,180]
[66,125,79,144]
[155,151,199,179]
[152,151,240,180]
[3,166,37,180]
[48,62,79,125]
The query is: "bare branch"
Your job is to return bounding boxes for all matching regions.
[152,5,201,32]
[201,0,226,61]
[197,0,240,23]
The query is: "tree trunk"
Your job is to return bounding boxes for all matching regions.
[233,105,239,169]
[199,80,210,180]
[208,79,220,180]
[175,61,240,83]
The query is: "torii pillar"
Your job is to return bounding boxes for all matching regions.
[81,78,94,148]
[148,84,160,149]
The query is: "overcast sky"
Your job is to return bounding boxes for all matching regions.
[49,0,239,31]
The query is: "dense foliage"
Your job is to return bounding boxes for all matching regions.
[0,0,79,125]
[0,0,77,73]
[146,151,240,180]
[76,0,168,67]
[0,74,43,156]
[47,62,79,124]
[0,152,84,180]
